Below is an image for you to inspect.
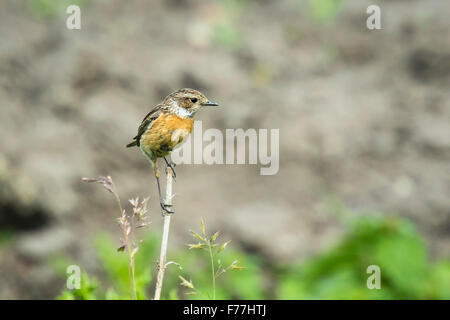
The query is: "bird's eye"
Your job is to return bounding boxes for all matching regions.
[190,98,198,103]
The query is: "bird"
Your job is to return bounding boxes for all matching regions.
[126,88,219,214]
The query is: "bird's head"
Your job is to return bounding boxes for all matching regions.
[164,88,219,118]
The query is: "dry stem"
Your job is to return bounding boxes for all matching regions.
[154,167,173,300]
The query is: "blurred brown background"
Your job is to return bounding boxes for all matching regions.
[0,0,449,299]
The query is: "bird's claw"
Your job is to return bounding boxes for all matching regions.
[160,202,174,215]
[164,158,177,181]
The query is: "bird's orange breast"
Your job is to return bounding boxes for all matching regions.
[140,113,194,158]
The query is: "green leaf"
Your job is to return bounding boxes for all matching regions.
[375,234,427,296]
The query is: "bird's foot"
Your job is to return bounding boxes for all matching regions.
[164,158,177,181]
[160,201,174,215]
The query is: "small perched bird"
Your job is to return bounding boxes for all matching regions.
[126,88,219,214]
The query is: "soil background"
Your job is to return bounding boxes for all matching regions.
[0,0,449,299]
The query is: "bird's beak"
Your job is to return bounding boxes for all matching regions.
[202,100,219,107]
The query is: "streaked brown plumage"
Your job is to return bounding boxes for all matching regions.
[126,88,219,213]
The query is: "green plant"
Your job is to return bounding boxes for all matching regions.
[309,0,342,22]
[56,232,160,300]
[278,216,450,300]
[28,0,87,18]
[211,0,248,50]
[0,230,15,248]
[82,176,151,299]
[179,219,243,299]
[59,174,248,300]
[56,214,449,300]
[56,178,449,301]
[57,273,99,300]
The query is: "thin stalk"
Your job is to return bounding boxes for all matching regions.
[123,216,137,299]
[154,167,173,300]
[114,192,137,300]
[129,217,137,300]
[208,241,216,300]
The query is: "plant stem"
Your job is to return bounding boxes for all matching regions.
[154,167,173,300]
[116,191,137,300]
[129,217,137,300]
[208,241,216,300]
[129,258,137,299]
[123,217,137,299]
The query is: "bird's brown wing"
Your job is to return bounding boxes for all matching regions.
[126,104,167,148]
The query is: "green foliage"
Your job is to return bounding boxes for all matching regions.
[56,229,265,300]
[57,232,160,300]
[309,0,342,22]
[289,0,342,22]
[56,273,99,300]
[428,261,450,299]
[179,219,247,299]
[175,219,264,299]
[278,216,450,300]
[216,249,264,299]
[211,0,248,50]
[94,234,156,299]
[0,230,15,248]
[177,245,264,300]
[28,0,87,18]
[213,23,242,50]
[56,215,448,300]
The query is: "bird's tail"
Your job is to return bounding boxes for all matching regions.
[126,140,138,148]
